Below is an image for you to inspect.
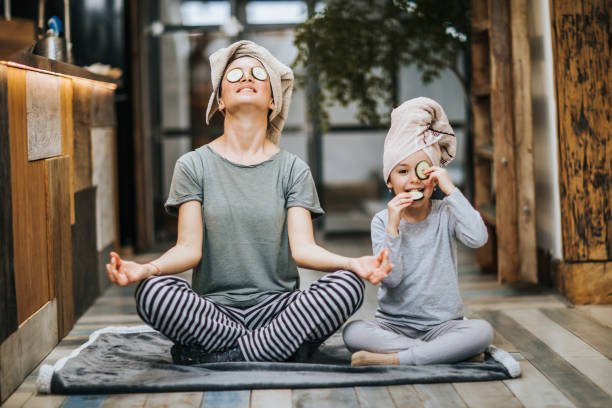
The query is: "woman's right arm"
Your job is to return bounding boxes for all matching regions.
[106,200,203,286]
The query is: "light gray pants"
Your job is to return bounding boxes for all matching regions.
[343,318,493,365]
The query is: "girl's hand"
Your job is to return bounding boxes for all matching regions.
[348,248,393,285]
[106,251,154,286]
[423,166,456,195]
[387,193,413,236]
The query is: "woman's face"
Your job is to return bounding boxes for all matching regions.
[386,149,434,208]
[218,56,275,115]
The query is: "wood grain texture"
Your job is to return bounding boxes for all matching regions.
[71,187,100,320]
[0,64,18,344]
[578,305,612,329]
[21,394,66,408]
[551,0,612,261]
[91,85,116,127]
[101,393,147,408]
[453,381,522,408]
[541,307,612,359]
[62,395,107,408]
[553,261,612,304]
[251,389,291,408]
[510,0,537,283]
[60,78,76,225]
[292,388,359,408]
[25,71,61,161]
[201,390,250,408]
[0,301,58,405]
[91,127,118,251]
[45,156,74,339]
[388,384,467,407]
[354,386,395,408]
[480,310,612,407]
[143,392,203,408]
[72,80,92,192]
[503,361,576,408]
[506,308,612,394]
[8,67,52,324]
[489,0,519,283]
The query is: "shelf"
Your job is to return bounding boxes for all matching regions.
[1,51,120,87]
[475,145,494,160]
[477,204,496,226]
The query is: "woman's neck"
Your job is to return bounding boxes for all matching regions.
[401,200,432,223]
[210,113,279,165]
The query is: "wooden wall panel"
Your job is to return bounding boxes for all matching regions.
[45,156,74,339]
[553,261,612,305]
[489,0,519,283]
[0,65,18,343]
[71,187,100,320]
[7,67,52,324]
[91,85,116,127]
[60,78,76,225]
[25,71,61,161]
[0,300,57,404]
[551,0,612,261]
[510,0,537,283]
[72,80,93,192]
[92,128,118,252]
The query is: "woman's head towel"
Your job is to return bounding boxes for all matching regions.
[383,97,456,182]
[205,40,294,145]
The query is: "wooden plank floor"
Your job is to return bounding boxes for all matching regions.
[3,235,612,408]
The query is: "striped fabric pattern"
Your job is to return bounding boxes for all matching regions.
[135,270,365,362]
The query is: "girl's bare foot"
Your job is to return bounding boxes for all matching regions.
[351,351,400,366]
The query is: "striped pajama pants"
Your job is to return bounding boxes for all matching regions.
[135,270,365,362]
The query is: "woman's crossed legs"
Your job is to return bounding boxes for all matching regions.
[135,270,365,362]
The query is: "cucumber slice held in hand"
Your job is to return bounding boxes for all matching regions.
[409,190,424,201]
[415,160,431,180]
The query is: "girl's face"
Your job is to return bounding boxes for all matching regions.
[218,56,275,115]
[386,150,434,207]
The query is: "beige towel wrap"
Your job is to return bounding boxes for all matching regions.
[383,97,456,182]
[205,40,294,145]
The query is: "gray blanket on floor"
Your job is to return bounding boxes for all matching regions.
[37,326,513,394]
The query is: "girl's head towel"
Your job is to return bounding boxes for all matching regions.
[383,97,456,181]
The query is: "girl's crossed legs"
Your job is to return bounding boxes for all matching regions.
[343,318,493,365]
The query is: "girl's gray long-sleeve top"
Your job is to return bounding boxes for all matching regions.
[371,188,488,331]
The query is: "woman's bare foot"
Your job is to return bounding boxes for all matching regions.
[351,351,400,366]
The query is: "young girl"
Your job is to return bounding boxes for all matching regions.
[343,97,499,367]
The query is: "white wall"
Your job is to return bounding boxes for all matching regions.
[528,0,563,260]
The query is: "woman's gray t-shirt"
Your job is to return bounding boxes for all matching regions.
[165,145,324,307]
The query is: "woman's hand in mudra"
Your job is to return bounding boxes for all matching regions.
[106,251,153,286]
[348,248,393,285]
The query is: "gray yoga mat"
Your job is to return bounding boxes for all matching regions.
[37,326,516,394]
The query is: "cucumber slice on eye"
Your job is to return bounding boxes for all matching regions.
[226,68,243,82]
[415,160,431,180]
[409,190,424,201]
[252,66,268,81]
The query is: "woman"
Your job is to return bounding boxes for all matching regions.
[106,40,392,363]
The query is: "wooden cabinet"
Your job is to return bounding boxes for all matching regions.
[470,0,537,283]
[0,53,119,403]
